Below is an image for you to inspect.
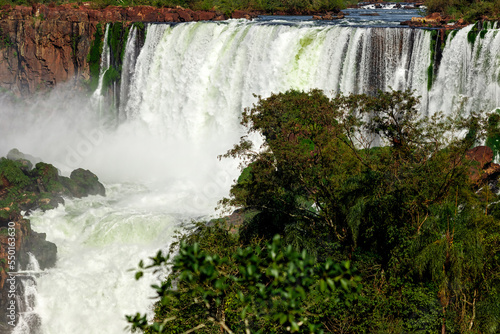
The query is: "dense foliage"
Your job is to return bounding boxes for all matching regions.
[130,90,500,333]
[128,227,360,333]
[424,0,500,22]
[0,0,346,14]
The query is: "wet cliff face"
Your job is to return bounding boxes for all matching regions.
[0,5,98,96]
[0,4,233,96]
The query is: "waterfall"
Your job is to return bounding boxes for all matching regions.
[118,26,139,122]
[122,21,500,125]
[4,20,500,334]
[429,24,500,115]
[12,254,43,334]
[92,24,111,111]
[124,22,431,138]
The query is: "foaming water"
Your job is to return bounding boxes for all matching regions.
[1,83,239,333]
[25,184,179,334]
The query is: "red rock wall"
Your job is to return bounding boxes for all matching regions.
[0,4,238,96]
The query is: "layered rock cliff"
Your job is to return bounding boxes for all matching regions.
[0,3,246,96]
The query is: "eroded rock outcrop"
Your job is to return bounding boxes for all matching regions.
[0,4,258,96]
[466,146,500,185]
[0,149,105,329]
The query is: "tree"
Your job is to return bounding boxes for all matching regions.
[222,89,482,262]
[127,224,360,333]
[128,89,500,333]
[217,89,500,332]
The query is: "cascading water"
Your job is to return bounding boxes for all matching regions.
[92,24,111,111]
[125,22,431,131]
[12,254,42,334]
[118,26,139,122]
[2,17,500,334]
[428,24,500,115]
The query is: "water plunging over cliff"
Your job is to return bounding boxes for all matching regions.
[4,19,500,334]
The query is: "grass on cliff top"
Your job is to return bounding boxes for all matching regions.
[424,0,500,22]
[0,0,346,14]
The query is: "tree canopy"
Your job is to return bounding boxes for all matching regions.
[130,89,500,333]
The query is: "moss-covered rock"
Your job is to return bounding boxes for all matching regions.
[1,152,106,213]
[0,149,105,329]
[69,168,106,197]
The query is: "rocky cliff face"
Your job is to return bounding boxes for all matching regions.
[0,5,95,95]
[0,150,106,329]
[0,4,245,96]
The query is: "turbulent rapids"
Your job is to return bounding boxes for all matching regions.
[1,17,500,334]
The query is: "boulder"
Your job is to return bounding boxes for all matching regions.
[69,168,106,197]
[18,228,57,270]
[466,146,500,185]
[6,148,41,170]
[232,10,254,20]
[466,146,493,169]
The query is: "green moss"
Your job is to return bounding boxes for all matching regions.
[102,67,120,93]
[87,23,104,92]
[132,21,145,31]
[427,30,438,91]
[101,22,132,92]
[427,64,434,91]
[132,21,147,42]
[0,158,31,188]
[467,23,479,45]
[71,34,81,57]
[108,22,125,66]
[480,29,488,39]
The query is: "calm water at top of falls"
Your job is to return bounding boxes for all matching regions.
[256,5,423,27]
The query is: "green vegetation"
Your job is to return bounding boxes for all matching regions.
[0,155,105,222]
[424,0,500,22]
[467,22,479,44]
[128,228,360,333]
[100,22,130,93]
[129,90,500,333]
[87,22,130,93]
[0,0,345,14]
[71,34,81,57]
[486,109,500,161]
[0,27,14,49]
[427,30,438,91]
[87,23,104,92]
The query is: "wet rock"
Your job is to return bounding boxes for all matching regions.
[313,11,345,20]
[69,168,106,197]
[6,148,42,171]
[0,151,105,329]
[0,215,56,329]
[18,228,57,270]
[0,5,251,96]
[31,162,68,196]
[231,10,256,20]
